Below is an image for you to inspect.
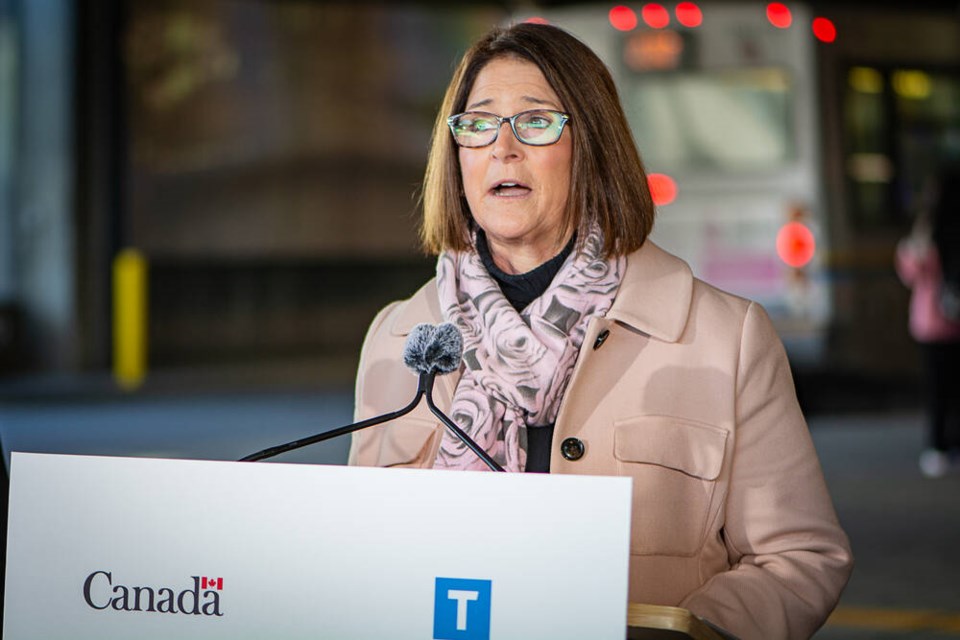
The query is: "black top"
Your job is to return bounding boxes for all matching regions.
[476,230,575,472]
[476,230,576,312]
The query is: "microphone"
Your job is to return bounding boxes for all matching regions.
[403,322,462,376]
[240,323,504,472]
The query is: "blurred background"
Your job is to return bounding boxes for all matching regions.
[0,0,959,637]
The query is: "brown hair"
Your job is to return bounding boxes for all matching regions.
[420,22,655,258]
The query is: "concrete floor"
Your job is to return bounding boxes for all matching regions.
[810,412,960,639]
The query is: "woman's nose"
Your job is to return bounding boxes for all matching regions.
[491,121,523,161]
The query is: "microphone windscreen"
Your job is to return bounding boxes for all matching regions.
[402,322,463,375]
[403,324,436,374]
[428,323,463,374]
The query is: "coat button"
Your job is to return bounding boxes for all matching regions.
[560,437,585,461]
[593,329,610,350]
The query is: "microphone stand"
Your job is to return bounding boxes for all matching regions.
[422,374,505,472]
[240,371,505,472]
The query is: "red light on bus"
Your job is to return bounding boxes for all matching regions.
[675,2,703,28]
[776,222,815,268]
[609,6,638,31]
[766,3,792,29]
[647,173,677,206]
[524,16,550,25]
[642,4,671,29]
[812,17,836,43]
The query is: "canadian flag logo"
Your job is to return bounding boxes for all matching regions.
[201,577,223,590]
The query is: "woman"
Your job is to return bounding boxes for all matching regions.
[896,166,960,478]
[350,23,851,639]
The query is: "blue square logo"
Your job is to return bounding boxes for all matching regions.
[433,577,492,640]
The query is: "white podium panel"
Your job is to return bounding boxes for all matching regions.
[4,452,631,640]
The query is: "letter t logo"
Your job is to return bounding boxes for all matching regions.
[446,590,479,630]
[433,578,492,640]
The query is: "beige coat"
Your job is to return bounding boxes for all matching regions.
[349,241,852,640]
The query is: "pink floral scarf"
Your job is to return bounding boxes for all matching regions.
[434,226,625,471]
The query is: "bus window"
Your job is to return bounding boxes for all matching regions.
[623,68,794,171]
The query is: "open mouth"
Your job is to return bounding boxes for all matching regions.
[490,180,532,197]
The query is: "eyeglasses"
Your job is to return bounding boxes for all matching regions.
[446,109,571,148]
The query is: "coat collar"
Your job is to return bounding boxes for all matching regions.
[389,240,693,343]
[606,240,693,343]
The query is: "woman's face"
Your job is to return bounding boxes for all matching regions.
[459,56,573,273]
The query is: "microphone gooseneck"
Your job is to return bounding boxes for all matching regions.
[402,322,502,471]
[241,323,504,471]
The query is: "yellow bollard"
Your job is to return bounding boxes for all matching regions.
[113,249,148,390]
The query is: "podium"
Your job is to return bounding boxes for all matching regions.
[4,452,727,639]
[627,604,732,639]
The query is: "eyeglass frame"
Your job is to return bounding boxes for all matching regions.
[446,109,571,148]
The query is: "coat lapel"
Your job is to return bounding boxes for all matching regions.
[552,241,695,458]
[606,240,694,343]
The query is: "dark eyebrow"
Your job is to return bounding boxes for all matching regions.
[465,95,562,111]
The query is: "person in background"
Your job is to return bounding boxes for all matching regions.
[350,23,852,639]
[896,165,960,478]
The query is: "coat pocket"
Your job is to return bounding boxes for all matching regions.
[378,418,441,468]
[614,415,727,557]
